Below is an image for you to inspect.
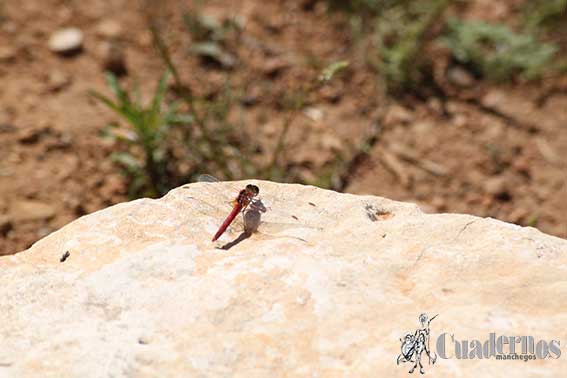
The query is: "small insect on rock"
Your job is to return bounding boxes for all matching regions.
[60,251,70,262]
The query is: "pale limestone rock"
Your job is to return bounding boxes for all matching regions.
[0,180,566,377]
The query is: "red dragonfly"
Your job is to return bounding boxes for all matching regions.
[194,175,313,242]
[202,176,259,241]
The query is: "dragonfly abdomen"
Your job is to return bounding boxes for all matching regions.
[212,203,243,241]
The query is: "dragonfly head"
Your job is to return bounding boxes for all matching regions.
[245,184,260,198]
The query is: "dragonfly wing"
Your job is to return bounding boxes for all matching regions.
[251,218,320,243]
[191,177,238,211]
[245,206,322,235]
[197,174,293,220]
[196,174,248,204]
[197,174,220,183]
[193,175,322,239]
[189,196,227,218]
[250,199,312,225]
[257,220,320,234]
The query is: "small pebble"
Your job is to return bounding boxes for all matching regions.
[303,107,324,122]
[138,336,151,345]
[99,41,127,75]
[319,84,342,103]
[47,70,71,92]
[96,20,122,39]
[48,27,84,55]
[241,86,261,107]
[37,226,52,239]
[447,66,474,88]
[18,128,45,144]
[384,104,413,125]
[483,176,512,201]
[0,46,16,62]
[0,111,14,133]
[262,57,289,77]
[1,21,17,34]
[9,200,56,222]
[0,215,12,236]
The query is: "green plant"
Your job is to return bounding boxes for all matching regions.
[526,214,539,228]
[95,5,352,198]
[523,0,567,31]
[151,14,351,186]
[183,11,240,69]
[441,19,558,81]
[375,0,452,93]
[90,71,193,198]
[244,56,354,185]
[328,0,453,94]
[330,0,564,91]
[149,15,256,182]
[326,0,398,14]
[264,60,350,182]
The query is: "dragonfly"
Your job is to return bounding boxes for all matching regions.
[191,174,316,242]
[200,175,259,241]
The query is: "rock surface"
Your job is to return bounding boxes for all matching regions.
[0,180,566,377]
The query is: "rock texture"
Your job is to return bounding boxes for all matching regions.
[1,180,566,377]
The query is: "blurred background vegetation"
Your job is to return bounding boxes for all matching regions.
[0,0,566,254]
[94,0,566,197]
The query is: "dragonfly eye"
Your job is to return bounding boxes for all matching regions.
[246,184,259,196]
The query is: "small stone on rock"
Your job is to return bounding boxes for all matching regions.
[138,336,151,345]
